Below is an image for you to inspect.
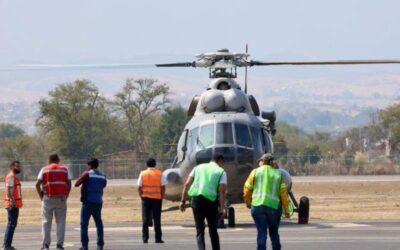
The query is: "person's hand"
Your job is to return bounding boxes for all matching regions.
[246,203,251,209]
[284,212,290,219]
[10,198,16,207]
[219,207,226,220]
[179,201,186,212]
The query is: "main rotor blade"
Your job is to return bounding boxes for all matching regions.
[0,63,155,71]
[156,62,195,67]
[250,59,400,66]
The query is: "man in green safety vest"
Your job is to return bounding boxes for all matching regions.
[243,153,290,250]
[180,154,227,250]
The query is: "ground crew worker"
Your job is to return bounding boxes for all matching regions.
[137,158,166,244]
[75,158,107,250]
[180,154,227,250]
[36,154,72,250]
[243,153,290,250]
[3,161,22,250]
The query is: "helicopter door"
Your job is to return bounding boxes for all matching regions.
[177,129,188,162]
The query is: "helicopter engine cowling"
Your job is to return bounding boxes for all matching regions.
[163,168,183,201]
[224,88,248,112]
[201,89,225,112]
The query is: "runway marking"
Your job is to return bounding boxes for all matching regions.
[322,222,369,228]
[75,226,244,232]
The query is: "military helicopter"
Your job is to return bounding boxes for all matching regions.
[156,48,400,226]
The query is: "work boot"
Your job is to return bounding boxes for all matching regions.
[155,240,165,243]
[56,244,64,250]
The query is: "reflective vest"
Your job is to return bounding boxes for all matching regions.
[140,168,163,200]
[188,162,224,202]
[41,163,69,197]
[86,169,106,204]
[251,165,283,209]
[4,172,23,207]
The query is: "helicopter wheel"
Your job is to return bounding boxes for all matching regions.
[298,196,310,224]
[227,206,235,227]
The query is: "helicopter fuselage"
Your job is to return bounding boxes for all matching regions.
[163,112,273,204]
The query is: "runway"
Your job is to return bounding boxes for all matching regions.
[4,220,400,250]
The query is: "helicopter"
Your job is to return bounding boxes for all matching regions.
[155,48,400,227]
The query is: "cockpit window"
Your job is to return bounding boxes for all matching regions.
[235,123,252,148]
[197,123,214,148]
[251,126,262,153]
[216,123,233,144]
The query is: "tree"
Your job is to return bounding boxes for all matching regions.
[379,102,400,153]
[0,123,24,139]
[301,144,322,165]
[37,79,129,159]
[113,78,170,152]
[149,105,189,156]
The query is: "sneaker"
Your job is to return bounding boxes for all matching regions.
[56,245,64,250]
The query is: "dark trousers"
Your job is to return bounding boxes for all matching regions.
[80,202,104,248]
[191,196,220,250]
[141,198,162,242]
[3,207,19,248]
[251,205,281,250]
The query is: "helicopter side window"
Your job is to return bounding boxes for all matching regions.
[177,130,188,162]
[216,123,233,144]
[188,127,199,153]
[197,124,215,149]
[235,123,252,148]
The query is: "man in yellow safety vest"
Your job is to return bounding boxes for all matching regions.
[180,154,227,250]
[243,153,290,250]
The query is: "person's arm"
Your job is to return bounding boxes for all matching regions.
[243,170,255,208]
[137,174,143,198]
[6,176,15,207]
[104,178,107,188]
[179,176,194,212]
[36,180,43,200]
[218,183,227,219]
[67,180,72,196]
[74,171,89,187]
[279,179,290,218]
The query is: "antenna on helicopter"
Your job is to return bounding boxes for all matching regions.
[244,44,249,94]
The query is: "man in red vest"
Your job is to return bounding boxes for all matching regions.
[137,158,167,244]
[3,160,23,250]
[36,154,72,250]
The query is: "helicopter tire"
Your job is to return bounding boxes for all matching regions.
[228,207,235,227]
[298,196,310,224]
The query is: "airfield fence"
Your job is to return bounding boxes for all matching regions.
[1,154,400,181]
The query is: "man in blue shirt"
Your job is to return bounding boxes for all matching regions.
[75,158,107,250]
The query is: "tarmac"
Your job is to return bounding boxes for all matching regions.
[2,220,400,250]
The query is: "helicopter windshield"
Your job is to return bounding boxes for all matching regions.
[216,123,234,144]
[197,123,214,148]
[234,123,252,148]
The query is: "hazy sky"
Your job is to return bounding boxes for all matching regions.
[0,0,400,104]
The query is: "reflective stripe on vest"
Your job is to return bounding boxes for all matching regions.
[4,172,23,207]
[141,169,162,200]
[252,165,282,209]
[42,164,69,197]
[188,162,224,202]
[86,169,106,204]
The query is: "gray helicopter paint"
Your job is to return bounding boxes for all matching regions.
[164,111,273,204]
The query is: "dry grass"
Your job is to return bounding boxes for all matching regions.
[1,181,400,225]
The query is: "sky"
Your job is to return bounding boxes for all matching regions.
[0,0,400,104]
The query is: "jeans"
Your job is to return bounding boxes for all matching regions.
[80,202,104,248]
[191,196,220,250]
[42,196,67,248]
[3,207,19,248]
[141,198,162,242]
[251,205,281,250]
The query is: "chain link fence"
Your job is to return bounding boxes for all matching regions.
[1,154,399,181]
